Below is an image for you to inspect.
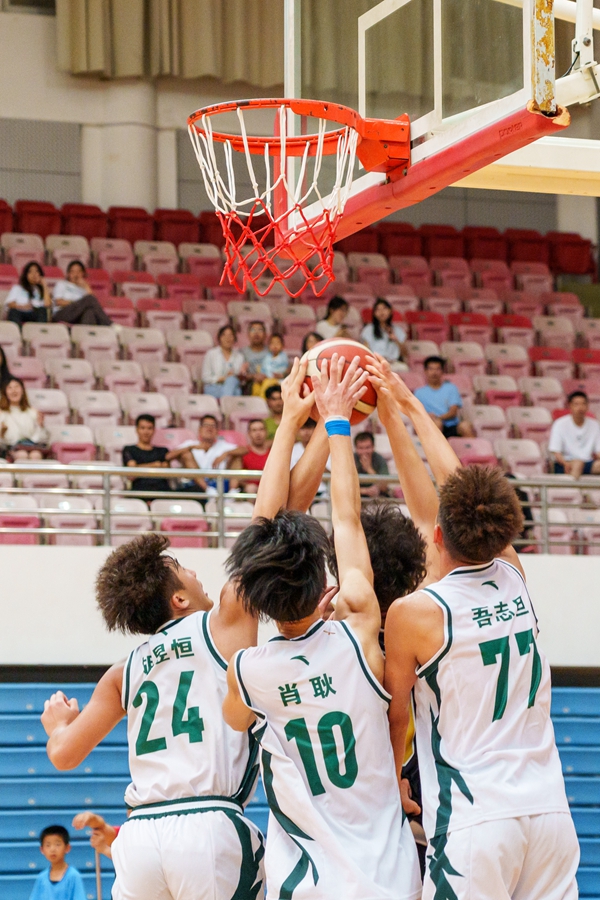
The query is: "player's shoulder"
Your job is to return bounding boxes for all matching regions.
[386,589,443,633]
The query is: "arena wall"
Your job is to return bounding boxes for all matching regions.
[0,546,597,668]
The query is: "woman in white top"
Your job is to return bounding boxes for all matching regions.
[52,260,112,326]
[0,377,48,459]
[361,298,407,365]
[201,324,245,399]
[5,262,52,326]
[315,296,350,340]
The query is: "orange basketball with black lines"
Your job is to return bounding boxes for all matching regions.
[301,338,377,424]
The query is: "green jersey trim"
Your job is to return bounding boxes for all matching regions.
[268,619,325,643]
[340,621,391,704]
[228,810,265,900]
[235,650,253,708]
[231,727,260,806]
[447,561,495,577]
[156,617,186,634]
[122,650,134,711]
[202,610,228,671]
[416,589,453,681]
[127,795,243,819]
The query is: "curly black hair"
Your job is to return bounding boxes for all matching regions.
[225,509,329,622]
[96,534,183,635]
[327,500,428,617]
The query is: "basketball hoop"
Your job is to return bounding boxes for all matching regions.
[187,98,410,297]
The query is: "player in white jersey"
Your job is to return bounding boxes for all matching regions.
[374,366,579,900]
[223,354,422,900]
[40,361,319,900]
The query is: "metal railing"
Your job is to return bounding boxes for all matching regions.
[0,462,599,553]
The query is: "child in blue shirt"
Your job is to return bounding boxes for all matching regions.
[30,825,86,900]
[261,333,290,380]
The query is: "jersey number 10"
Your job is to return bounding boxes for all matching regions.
[133,671,204,756]
[285,711,358,796]
[479,628,542,722]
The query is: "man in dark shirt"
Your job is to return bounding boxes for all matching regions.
[354,431,390,498]
[122,414,171,498]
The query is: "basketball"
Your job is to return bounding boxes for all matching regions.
[302,338,377,424]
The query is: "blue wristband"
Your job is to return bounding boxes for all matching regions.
[325,416,351,437]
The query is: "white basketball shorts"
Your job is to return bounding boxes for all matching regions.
[423,812,579,900]
[111,807,264,900]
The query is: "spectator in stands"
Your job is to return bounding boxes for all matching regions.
[264,384,283,440]
[354,431,390,497]
[238,418,271,493]
[30,824,86,900]
[0,377,47,459]
[0,347,13,392]
[548,390,600,478]
[415,355,475,438]
[5,262,51,325]
[315,296,349,340]
[72,812,118,861]
[361,298,407,368]
[241,321,269,394]
[201,324,245,399]
[262,333,290,381]
[169,414,239,493]
[122,414,172,498]
[52,261,113,327]
[302,331,322,355]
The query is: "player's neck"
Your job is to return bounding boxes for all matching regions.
[276,610,322,640]
[439,548,493,579]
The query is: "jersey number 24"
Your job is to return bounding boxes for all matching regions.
[133,671,204,756]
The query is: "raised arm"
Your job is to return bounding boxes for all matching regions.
[312,354,383,679]
[252,358,315,520]
[287,418,330,512]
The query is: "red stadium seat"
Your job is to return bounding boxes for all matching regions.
[14,201,60,239]
[405,310,449,343]
[528,346,573,380]
[61,203,108,240]
[157,272,202,300]
[108,206,154,243]
[334,226,379,255]
[506,229,550,265]
[492,313,535,348]
[0,200,13,234]
[572,349,600,380]
[463,227,508,262]
[470,258,512,293]
[448,312,493,347]
[154,208,200,244]
[0,263,18,290]
[377,222,422,257]
[547,231,596,277]
[198,211,226,248]
[419,224,464,258]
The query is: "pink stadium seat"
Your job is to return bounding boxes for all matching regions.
[571,349,600,380]
[178,241,222,280]
[448,437,498,467]
[6,243,44,270]
[121,391,171,428]
[0,263,18,292]
[136,296,184,329]
[506,406,553,444]
[463,292,503,317]
[519,376,565,411]
[492,314,535,348]
[188,300,229,340]
[98,296,137,328]
[50,441,97,464]
[562,378,600,405]
[46,235,91,272]
[470,405,509,442]
[390,256,432,293]
[494,438,544,476]
[154,209,200,245]
[473,374,522,410]
[464,228,508,262]
[23,323,71,362]
[171,394,221,429]
[533,316,575,351]
[109,497,152,546]
[440,341,486,377]
[61,203,108,240]
[397,371,425,391]
[528,347,573,380]
[576,319,600,351]
[84,268,112,304]
[0,494,40,545]
[470,259,513,293]
[168,330,213,369]
[0,321,22,363]
[405,310,448,343]
[430,256,471,291]
[95,424,137,464]
[153,427,196,452]
[405,340,440,369]
[119,327,167,364]
[512,261,553,293]
[220,396,269,430]
[21,468,69,492]
[151,499,209,548]
[9,357,45,389]
[156,273,202,300]
[108,206,154,243]
[145,362,192,400]
[45,358,94,395]
[140,252,178,279]
[70,390,120,428]
[14,201,60,239]
[96,360,144,396]
[448,312,492,347]
[27,388,69,426]
[92,237,134,275]
[72,325,119,365]
[422,294,461,316]
[44,495,97,546]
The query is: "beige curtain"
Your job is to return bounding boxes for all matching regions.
[56,0,284,85]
